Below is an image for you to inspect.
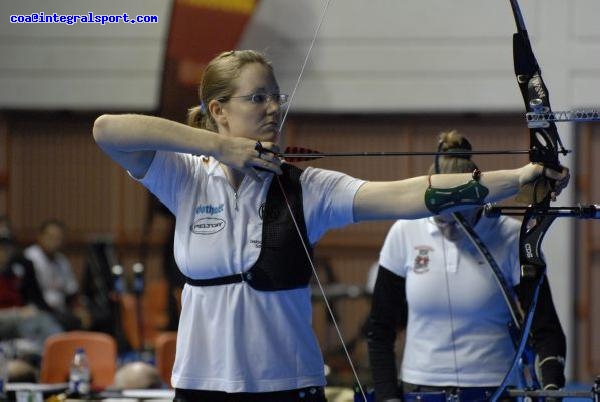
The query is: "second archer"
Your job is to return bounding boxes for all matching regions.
[367,130,566,402]
[93,50,569,402]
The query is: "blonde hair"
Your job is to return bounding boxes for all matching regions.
[427,130,479,174]
[187,50,274,131]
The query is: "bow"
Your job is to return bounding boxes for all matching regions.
[489,1,568,399]
[271,1,572,400]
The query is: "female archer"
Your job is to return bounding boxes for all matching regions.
[93,50,569,402]
[367,130,566,402]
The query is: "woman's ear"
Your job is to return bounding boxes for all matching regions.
[208,99,227,127]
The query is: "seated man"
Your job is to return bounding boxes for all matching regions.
[24,219,89,330]
[0,216,62,367]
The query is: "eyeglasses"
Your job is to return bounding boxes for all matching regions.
[220,93,289,106]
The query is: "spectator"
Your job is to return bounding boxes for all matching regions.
[24,219,88,330]
[0,215,62,369]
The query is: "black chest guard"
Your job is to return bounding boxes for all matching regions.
[185,163,313,291]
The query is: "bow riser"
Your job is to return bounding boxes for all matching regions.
[526,76,562,169]
[520,214,557,278]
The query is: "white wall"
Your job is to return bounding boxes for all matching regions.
[0,0,171,110]
[240,0,600,112]
[2,0,598,111]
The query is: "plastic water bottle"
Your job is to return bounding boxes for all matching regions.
[0,346,8,400]
[68,348,91,397]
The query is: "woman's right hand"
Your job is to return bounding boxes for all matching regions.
[216,136,282,180]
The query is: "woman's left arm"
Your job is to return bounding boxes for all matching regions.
[353,163,569,221]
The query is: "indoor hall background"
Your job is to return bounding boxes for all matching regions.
[1,0,600,385]
[0,110,558,381]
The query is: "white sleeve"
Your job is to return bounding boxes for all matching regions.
[134,151,198,215]
[378,220,410,278]
[300,167,366,244]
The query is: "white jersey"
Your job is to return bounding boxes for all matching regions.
[138,151,365,392]
[379,215,521,387]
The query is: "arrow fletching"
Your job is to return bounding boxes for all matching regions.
[279,146,325,162]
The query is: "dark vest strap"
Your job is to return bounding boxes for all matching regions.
[185,272,247,287]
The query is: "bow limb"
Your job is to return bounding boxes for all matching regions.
[490,209,553,401]
[452,213,521,329]
[491,1,566,400]
[451,212,541,391]
[511,0,567,204]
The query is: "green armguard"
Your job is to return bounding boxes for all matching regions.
[424,180,490,214]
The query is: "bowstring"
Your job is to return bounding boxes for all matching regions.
[434,144,462,387]
[274,0,368,399]
[278,0,333,133]
[276,177,366,400]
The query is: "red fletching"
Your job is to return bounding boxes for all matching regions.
[280,146,324,162]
